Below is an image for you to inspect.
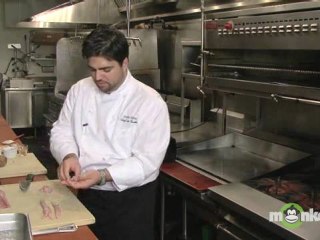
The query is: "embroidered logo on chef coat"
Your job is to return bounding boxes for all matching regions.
[120,115,138,124]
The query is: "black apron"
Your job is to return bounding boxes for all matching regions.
[78,179,158,240]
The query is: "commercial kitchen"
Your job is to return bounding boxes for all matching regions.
[1,0,320,239]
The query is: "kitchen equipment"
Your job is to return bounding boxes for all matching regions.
[10,78,34,89]
[1,87,53,129]
[114,0,178,12]
[204,5,320,101]
[0,180,95,232]
[207,181,320,240]
[0,153,47,179]
[246,173,320,211]
[0,213,33,240]
[173,132,314,239]
[190,3,320,240]
[177,132,310,182]
[55,30,160,100]
[19,174,35,192]
[114,0,152,10]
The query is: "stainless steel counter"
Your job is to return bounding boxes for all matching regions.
[171,121,222,148]
[1,87,54,128]
[177,132,310,182]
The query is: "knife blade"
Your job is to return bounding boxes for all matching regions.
[19,174,35,192]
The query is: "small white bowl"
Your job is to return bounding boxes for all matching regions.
[2,146,17,159]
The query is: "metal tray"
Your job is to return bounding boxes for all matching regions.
[0,213,33,240]
[177,133,311,183]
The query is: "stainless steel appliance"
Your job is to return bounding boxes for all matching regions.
[178,133,310,183]
[176,133,315,240]
[204,3,320,101]
[1,86,53,129]
[171,1,320,240]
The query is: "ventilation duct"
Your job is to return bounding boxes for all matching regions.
[4,0,123,28]
[114,0,178,12]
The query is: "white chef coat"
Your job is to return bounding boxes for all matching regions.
[50,70,170,191]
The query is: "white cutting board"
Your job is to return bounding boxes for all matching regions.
[0,153,47,178]
[0,180,95,231]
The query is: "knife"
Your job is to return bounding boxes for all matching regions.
[19,174,35,192]
[32,223,78,235]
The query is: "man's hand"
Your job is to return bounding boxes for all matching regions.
[66,169,113,189]
[66,170,100,189]
[58,153,81,184]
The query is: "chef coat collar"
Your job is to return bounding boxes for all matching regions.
[95,69,133,98]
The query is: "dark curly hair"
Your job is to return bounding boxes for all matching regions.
[82,25,129,65]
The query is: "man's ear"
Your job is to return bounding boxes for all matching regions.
[122,58,129,70]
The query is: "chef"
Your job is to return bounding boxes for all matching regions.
[50,25,170,240]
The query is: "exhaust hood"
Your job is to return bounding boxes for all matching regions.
[4,0,123,28]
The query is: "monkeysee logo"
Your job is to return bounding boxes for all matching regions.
[269,203,320,229]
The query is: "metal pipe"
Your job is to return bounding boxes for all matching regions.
[200,0,205,87]
[126,37,142,46]
[160,182,165,240]
[208,64,320,75]
[195,0,206,121]
[256,98,261,128]
[126,0,131,37]
[97,0,101,24]
[180,76,185,125]
[271,94,320,106]
[181,199,188,239]
[222,94,227,135]
[13,48,18,78]
[216,224,243,240]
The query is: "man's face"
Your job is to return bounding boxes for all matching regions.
[88,56,128,93]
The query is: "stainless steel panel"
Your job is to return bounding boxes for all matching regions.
[2,88,53,128]
[158,30,180,91]
[4,0,70,25]
[0,213,33,240]
[5,90,32,128]
[126,29,159,70]
[115,0,153,12]
[259,99,320,143]
[177,133,310,182]
[206,1,320,20]
[157,21,201,94]
[171,121,221,148]
[205,10,320,50]
[128,0,286,23]
[55,37,89,98]
[206,76,320,101]
[131,69,160,89]
[56,30,160,97]
[216,223,257,240]
[5,0,122,27]
[32,91,49,127]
